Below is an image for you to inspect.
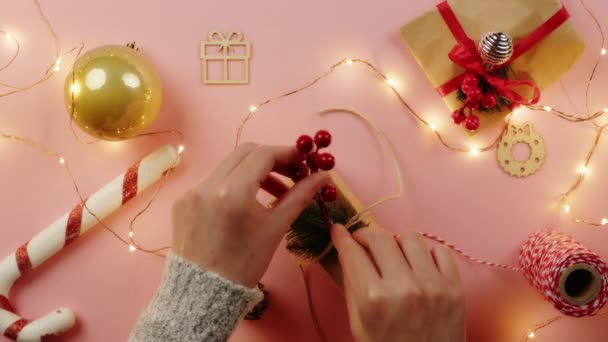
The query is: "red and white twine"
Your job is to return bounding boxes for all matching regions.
[422,232,521,272]
[425,229,608,317]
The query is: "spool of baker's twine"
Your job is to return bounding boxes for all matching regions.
[519,229,608,317]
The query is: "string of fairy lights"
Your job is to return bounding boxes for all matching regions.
[1,0,607,340]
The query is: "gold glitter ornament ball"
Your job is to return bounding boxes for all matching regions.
[64,45,162,140]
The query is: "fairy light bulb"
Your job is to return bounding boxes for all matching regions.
[53,57,62,72]
[429,123,438,132]
[129,231,134,238]
[563,204,571,214]
[601,218,608,225]
[543,106,552,112]
[509,107,523,120]
[469,148,480,156]
[129,245,136,252]
[387,78,398,87]
[578,165,590,175]
[58,157,65,164]
[4,32,12,40]
[346,59,353,65]
[249,105,257,112]
[601,48,607,55]
[178,144,185,154]
[528,331,536,339]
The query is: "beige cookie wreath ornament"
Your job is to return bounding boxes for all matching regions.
[497,122,545,177]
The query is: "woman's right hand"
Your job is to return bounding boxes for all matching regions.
[331,225,465,342]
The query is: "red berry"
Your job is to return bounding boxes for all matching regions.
[467,101,480,110]
[285,164,298,177]
[462,74,478,88]
[306,152,318,171]
[296,135,314,153]
[314,130,332,148]
[481,92,498,109]
[451,110,465,125]
[464,115,480,131]
[316,153,335,171]
[321,185,338,202]
[290,163,309,182]
[466,87,482,104]
[461,83,474,94]
[461,74,479,94]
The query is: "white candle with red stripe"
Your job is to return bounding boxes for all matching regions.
[0,144,179,341]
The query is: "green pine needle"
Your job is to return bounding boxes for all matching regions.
[456,89,467,103]
[287,197,367,261]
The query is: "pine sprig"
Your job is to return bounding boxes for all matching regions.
[456,89,467,103]
[287,194,367,260]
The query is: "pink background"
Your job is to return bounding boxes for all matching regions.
[1,0,608,341]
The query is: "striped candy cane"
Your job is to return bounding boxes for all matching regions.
[0,145,178,341]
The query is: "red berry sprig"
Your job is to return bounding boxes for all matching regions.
[453,72,509,132]
[290,130,338,227]
[294,130,337,202]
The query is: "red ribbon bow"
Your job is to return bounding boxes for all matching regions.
[435,1,571,106]
[448,42,540,106]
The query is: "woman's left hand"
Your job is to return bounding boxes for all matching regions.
[171,143,330,287]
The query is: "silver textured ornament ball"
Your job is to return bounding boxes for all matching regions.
[478,32,514,70]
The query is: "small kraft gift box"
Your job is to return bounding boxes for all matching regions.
[401,0,585,133]
[200,30,251,85]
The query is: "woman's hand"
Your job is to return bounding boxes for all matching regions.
[172,143,330,288]
[332,225,465,342]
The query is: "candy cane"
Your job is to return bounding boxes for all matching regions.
[0,145,179,341]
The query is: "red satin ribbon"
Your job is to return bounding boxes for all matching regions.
[435,1,570,105]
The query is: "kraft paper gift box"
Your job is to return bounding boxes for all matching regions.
[400,0,585,133]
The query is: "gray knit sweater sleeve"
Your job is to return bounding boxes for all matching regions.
[129,253,263,342]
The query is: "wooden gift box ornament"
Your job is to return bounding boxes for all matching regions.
[200,30,251,84]
[400,0,585,134]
